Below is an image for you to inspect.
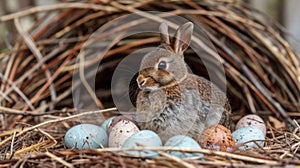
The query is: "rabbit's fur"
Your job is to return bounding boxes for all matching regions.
[135,22,231,142]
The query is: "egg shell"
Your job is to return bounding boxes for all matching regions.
[164,135,203,158]
[64,124,108,149]
[100,117,115,131]
[232,126,265,150]
[198,124,234,152]
[236,114,266,136]
[121,130,162,157]
[108,119,139,148]
[107,115,135,134]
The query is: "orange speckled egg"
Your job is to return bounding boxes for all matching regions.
[197,124,234,152]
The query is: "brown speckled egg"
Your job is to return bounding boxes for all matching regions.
[198,124,234,152]
[107,115,135,134]
[108,119,139,148]
[236,114,266,136]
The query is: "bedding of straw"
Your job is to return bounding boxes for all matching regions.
[1,0,300,167]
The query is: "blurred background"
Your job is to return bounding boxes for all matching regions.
[0,0,300,57]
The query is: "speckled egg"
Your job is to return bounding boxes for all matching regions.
[107,115,134,133]
[236,114,266,136]
[232,126,265,150]
[100,117,115,131]
[198,124,234,152]
[108,119,139,148]
[121,130,162,157]
[64,124,108,149]
[164,135,203,158]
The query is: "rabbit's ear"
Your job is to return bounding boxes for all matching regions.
[159,22,170,45]
[171,22,193,55]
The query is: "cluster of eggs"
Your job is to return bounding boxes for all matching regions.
[198,114,266,151]
[64,114,266,157]
[64,116,202,158]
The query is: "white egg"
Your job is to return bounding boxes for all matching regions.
[100,116,115,131]
[232,126,265,150]
[164,135,203,158]
[236,114,266,136]
[108,119,139,148]
[64,124,108,149]
[121,130,162,157]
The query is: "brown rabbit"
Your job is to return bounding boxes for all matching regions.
[135,22,231,143]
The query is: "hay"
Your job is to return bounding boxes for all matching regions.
[0,0,300,167]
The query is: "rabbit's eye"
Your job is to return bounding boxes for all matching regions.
[157,61,167,70]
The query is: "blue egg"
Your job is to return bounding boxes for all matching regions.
[100,117,115,131]
[164,135,203,158]
[121,130,162,157]
[64,124,108,149]
[232,126,265,150]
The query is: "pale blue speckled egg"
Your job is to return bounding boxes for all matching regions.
[232,126,265,150]
[164,135,203,158]
[121,130,162,157]
[64,124,108,149]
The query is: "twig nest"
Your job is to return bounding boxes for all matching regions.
[64,124,108,149]
[121,130,162,157]
[108,118,139,148]
[236,114,266,136]
[197,124,234,152]
[164,135,203,158]
[232,126,265,150]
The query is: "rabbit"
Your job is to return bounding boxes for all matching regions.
[135,22,231,143]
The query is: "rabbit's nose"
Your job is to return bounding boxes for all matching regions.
[137,76,146,88]
[138,79,146,87]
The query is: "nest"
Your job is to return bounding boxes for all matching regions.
[1,0,300,167]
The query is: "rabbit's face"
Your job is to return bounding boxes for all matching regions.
[136,22,193,91]
[137,47,188,91]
